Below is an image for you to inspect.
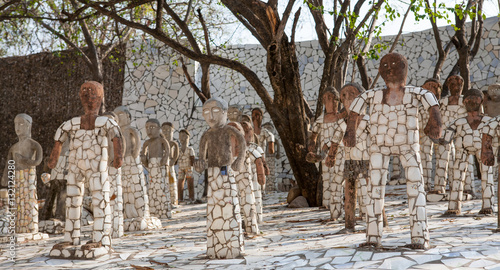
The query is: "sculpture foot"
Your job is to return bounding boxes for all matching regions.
[442,210,460,217]
[82,241,102,250]
[404,243,427,250]
[359,242,380,248]
[478,208,494,215]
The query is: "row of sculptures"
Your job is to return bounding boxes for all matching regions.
[3,52,500,260]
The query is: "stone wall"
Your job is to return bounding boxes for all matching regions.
[124,17,500,184]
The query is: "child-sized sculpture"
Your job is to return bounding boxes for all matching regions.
[102,112,124,238]
[177,129,196,202]
[437,89,494,216]
[344,53,442,249]
[142,119,172,219]
[262,122,280,193]
[307,87,345,212]
[252,108,274,191]
[114,106,162,231]
[432,75,468,195]
[162,122,180,205]
[1,114,47,241]
[48,81,123,258]
[419,79,443,192]
[195,97,246,259]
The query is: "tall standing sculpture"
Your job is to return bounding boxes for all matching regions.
[177,129,196,203]
[252,108,274,191]
[195,97,246,259]
[344,53,442,249]
[48,81,123,258]
[262,122,280,192]
[162,122,180,206]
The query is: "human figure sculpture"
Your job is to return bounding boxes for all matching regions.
[48,81,123,258]
[436,89,494,216]
[102,111,124,238]
[262,122,280,193]
[321,83,370,231]
[195,97,246,259]
[2,114,43,236]
[41,139,69,221]
[483,84,500,117]
[344,53,442,249]
[228,105,242,122]
[307,87,345,213]
[251,108,273,172]
[114,106,161,231]
[142,119,171,219]
[432,75,467,194]
[161,122,180,206]
[419,78,443,191]
[177,129,196,202]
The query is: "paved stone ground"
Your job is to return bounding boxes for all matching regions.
[2,183,500,269]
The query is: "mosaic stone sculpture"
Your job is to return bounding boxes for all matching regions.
[162,122,180,206]
[114,106,161,231]
[437,89,494,216]
[43,139,69,221]
[142,119,172,219]
[419,78,443,191]
[262,122,280,193]
[344,53,442,249]
[484,84,500,117]
[307,87,345,213]
[1,114,46,240]
[48,81,123,258]
[324,83,370,230]
[195,97,246,259]
[432,75,468,194]
[102,112,124,238]
[177,129,196,202]
[252,108,274,191]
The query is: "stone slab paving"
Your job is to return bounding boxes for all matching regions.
[2,183,500,269]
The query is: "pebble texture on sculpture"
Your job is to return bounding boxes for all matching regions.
[437,89,494,216]
[162,122,180,205]
[114,106,161,231]
[344,53,443,250]
[1,114,43,236]
[47,81,124,258]
[195,97,246,259]
[307,87,345,214]
[177,129,196,202]
[142,119,172,219]
[433,75,468,194]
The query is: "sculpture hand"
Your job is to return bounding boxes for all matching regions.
[113,157,123,169]
[325,154,336,167]
[194,159,206,173]
[306,152,325,163]
[343,132,356,147]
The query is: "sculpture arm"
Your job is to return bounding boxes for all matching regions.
[343,112,361,147]
[308,132,318,153]
[170,142,179,165]
[48,141,63,169]
[112,137,124,169]
[324,142,339,168]
[255,157,266,185]
[194,133,208,173]
[160,138,171,166]
[16,140,43,167]
[140,140,149,167]
[482,134,495,166]
[424,105,443,140]
[267,141,275,155]
[231,128,247,172]
[131,128,141,159]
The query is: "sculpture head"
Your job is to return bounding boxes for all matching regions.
[161,122,174,140]
[262,122,275,133]
[80,81,104,115]
[240,121,254,144]
[179,129,190,145]
[323,86,340,114]
[251,108,264,128]
[463,88,483,112]
[340,83,365,113]
[379,53,408,86]
[446,75,464,97]
[145,119,161,139]
[14,113,32,138]
[202,97,228,128]
[241,114,252,123]
[228,105,242,122]
[422,78,442,100]
[114,106,132,127]
[228,121,244,155]
[102,111,118,122]
[487,84,500,102]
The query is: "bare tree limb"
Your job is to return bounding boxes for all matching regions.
[183,0,193,22]
[274,0,295,43]
[180,57,207,102]
[290,7,301,46]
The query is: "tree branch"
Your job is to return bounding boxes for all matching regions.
[274,0,295,43]
[180,57,207,102]
[290,7,301,46]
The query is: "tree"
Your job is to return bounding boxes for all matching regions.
[75,0,402,206]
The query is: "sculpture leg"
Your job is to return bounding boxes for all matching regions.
[434,143,452,193]
[178,169,186,202]
[479,162,494,215]
[235,171,258,235]
[329,150,345,218]
[447,151,467,215]
[420,137,433,191]
[344,160,358,230]
[109,167,124,238]
[64,165,85,245]
[464,155,475,196]
[148,159,171,219]
[357,161,369,220]
[168,166,178,205]
[27,168,39,233]
[253,177,263,224]
[400,151,429,249]
[265,155,276,192]
[89,169,112,247]
[187,174,195,201]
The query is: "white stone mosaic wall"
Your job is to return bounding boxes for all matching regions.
[123,17,500,183]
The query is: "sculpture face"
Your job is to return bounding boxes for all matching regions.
[228,106,241,122]
[323,92,338,114]
[114,106,131,126]
[464,95,482,112]
[262,123,274,133]
[14,115,31,137]
[179,132,189,144]
[241,115,252,123]
[251,109,263,127]
[80,82,103,115]
[203,100,227,128]
[488,84,500,101]
[340,86,359,113]
[447,75,464,97]
[241,122,254,144]
[379,53,408,85]
[422,81,442,100]
[146,122,161,138]
[161,125,173,139]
